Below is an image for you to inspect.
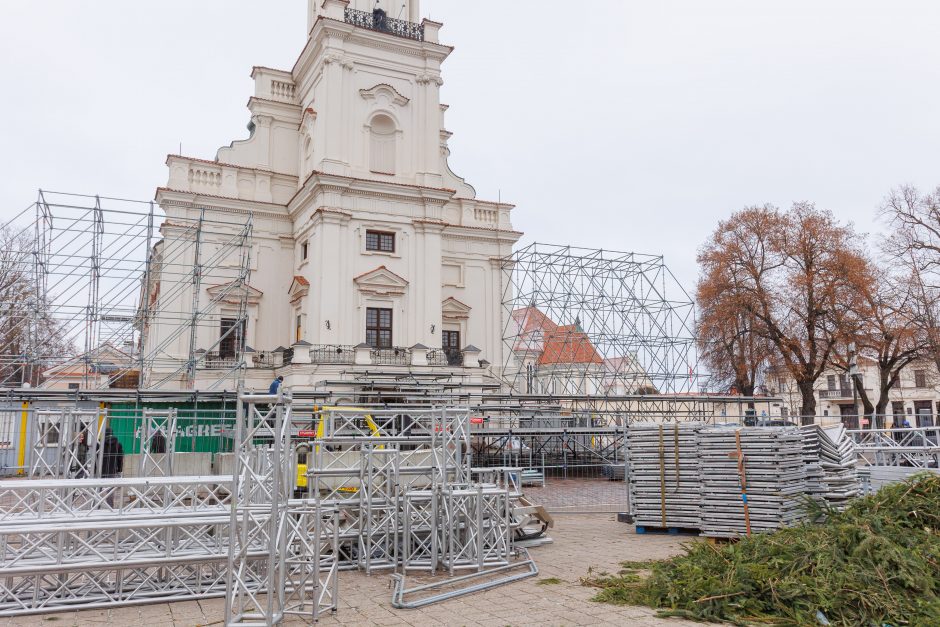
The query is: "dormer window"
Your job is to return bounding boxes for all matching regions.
[369,114,396,174]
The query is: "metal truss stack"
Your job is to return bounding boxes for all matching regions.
[225,390,339,626]
[308,407,512,577]
[0,475,242,617]
[628,423,702,529]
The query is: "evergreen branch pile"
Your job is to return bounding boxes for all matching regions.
[585,473,940,625]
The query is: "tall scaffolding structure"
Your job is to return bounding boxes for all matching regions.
[500,243,701,397]
[0,190,252,391]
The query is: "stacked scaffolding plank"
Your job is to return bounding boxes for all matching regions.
[628,424,702,529]
[801,424,860,509]
[627,425,860,538]
[699,427,806,537]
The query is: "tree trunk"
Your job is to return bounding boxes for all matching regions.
[797,379,817,425]
[851,373,876,427]
[875,370,892,429]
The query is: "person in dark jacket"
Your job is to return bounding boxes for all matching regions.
[150,429,167,454]
[101,428,124,506]
[269,375,284,395]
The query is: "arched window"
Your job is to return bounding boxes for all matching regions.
[369,114,396,174]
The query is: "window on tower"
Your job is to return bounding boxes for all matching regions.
[369,114,396,175]
[365,230,395,253]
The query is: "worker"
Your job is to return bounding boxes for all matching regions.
[269,375,284,395]
[101,428,125,507]
[150,429,167,454]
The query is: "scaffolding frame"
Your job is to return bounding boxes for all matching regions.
[0,190,253,391]
[500,243,700,397]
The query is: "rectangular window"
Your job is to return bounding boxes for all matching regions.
[366,307,393,348]
[827,375,836,391]
[915,369,927,388]
[892,401,904,420]
[219,317,246,360]
[0,412,14,449]
[301,242,308,260]
[914,400,934,426]
[365,231,395,253]
[295,314,303,343]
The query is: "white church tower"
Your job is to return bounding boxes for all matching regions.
[145,0,521,390]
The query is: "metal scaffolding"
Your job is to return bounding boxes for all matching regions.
[0,190,252,391]
[500,243,700,396]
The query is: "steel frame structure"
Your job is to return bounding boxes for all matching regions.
[0,190,252,391]
[500,243,700,397]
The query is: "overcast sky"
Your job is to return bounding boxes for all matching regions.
[1,0,938,291]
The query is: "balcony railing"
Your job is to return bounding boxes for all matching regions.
[426,349,448,366]
[371,347,411,366]
[202,352,240,370]
[819,388,873,399]
[344,7,424,41]
[310,345,356,365]
[251,351,285,369]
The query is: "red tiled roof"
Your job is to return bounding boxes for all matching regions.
[292,275,309,286]
[537,324,603,366]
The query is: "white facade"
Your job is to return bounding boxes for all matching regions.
[144,0,521,390]
[769,359,940,427]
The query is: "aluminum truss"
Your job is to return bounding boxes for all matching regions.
[0,475,253,617]
[500,243,700,396]
[0,190,253,391]
[848,426,940,468]
[283,500,339,623]
[138,408,177,476]
[29,407,104,478]
[225,390,294,627]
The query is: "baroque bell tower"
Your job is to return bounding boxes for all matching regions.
[157,0,518,390]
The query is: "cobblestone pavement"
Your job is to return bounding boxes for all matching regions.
[6,514,702,627]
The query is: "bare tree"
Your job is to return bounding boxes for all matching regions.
[830,267,925,428]
[0,225,73,386]
[882,184,940,374]
[697,203,869,424]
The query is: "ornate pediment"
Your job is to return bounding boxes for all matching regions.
[354,265,408,296]
[359,83,410,107]
[206,281,263,305]
[442,296,471,321]
[288,275,309,303]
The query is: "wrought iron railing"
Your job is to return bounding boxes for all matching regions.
[371,347,411,366]
[310,345,356,365]
[344,7,424,41]
[426,349,448,366]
